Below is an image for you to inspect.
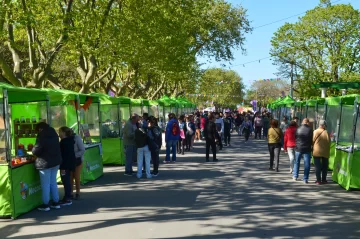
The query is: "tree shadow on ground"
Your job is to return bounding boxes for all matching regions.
[1,134,360,239]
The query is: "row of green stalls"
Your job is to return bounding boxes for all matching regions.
[89,94,195,166]
[0,85,104,219]
[271,94,360,190]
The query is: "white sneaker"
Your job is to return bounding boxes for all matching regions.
[289,168,293,173]
[292,177,297,181]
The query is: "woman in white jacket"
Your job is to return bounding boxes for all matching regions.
[71,131,85,200]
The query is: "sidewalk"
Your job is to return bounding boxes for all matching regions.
[1,134,360,239]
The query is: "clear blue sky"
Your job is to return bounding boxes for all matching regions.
[198,0,360,88]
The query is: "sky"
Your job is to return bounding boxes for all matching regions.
[198,0,360,89]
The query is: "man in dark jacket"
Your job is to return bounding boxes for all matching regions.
[223,112,232,146]
[32,122,62,211]
[204,113,219,162]
[293,118,313,183]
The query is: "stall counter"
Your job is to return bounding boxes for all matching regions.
[81,143,103,184]
[328,142,336,170]
[102,138,125,165]
[0,163,42,218]
[332,148,360,190]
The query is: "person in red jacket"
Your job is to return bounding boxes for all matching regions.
[284,121,297,173]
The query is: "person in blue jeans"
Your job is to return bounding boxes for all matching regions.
[32,122,62,212]
[293,118,313,183]
[164,113,180,163]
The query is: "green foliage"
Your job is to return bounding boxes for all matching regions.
[246,79,290,106]
[270,3,360,98]
[0,0,251,100]
[196,68,245,107]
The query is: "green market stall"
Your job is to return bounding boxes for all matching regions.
[324,96,342,170]
[77,93,103,184]
[172,97,185,115]
[131,99,142,116]
[119,96,131,127]
[294,101,306,122]
[158,96,174,123]
[332,95,360,190]
[149,100,159,118]
[0,84,49,219]
[277,96,295,120]
[306,98,325,130]
[142,99,150,114]
[46,89,104,184]
[91,93,124,165]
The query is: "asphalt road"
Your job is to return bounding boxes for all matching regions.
[1,134,360,239]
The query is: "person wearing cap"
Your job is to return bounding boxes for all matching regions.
[293,118,313,183]
[313,120,331,185]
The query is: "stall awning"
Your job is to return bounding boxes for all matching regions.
[0,83,48,103]
[90,93,118,105]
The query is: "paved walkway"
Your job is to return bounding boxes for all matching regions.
[1,134,360,239]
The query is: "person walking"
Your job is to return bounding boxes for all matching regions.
[177,115,187,155]
[165,113,180,163]
[262,114,270,139]
[204,113,218,162]
[293,118,313,183]
[185,116,196,151]
[254,113,263,140]
[58,126,76,206]
[147,116,162,177]
[284,121,297,173]
[223,112,232,147]
[32,122,62,212]
[123,114,139,176]
[235,113,243,136]
[241,117,253,143]
[280,116,289,149]
[313,120,331,185]
[215,113,224,150]
[135,126,152,179]
[200,114,206,140]
[268,119,283,172]
[194,113,201,141]
[71,129,85,200]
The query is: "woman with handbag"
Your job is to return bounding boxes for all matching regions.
[267,119,283,172]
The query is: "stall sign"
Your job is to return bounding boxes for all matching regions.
[12,164,42,218]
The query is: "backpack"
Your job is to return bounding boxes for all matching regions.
[172,122,180,136]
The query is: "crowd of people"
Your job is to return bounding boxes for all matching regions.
[267,116,330,185]
[122,110,246,178]
[32,122,85,212]
[32,108,330,213]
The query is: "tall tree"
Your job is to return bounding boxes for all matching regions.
[197,68,245,108]
[270,2,360,98]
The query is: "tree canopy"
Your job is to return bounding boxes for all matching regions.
[270,1,360,98]
[0,0,251,100]
[195,68,245,109]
